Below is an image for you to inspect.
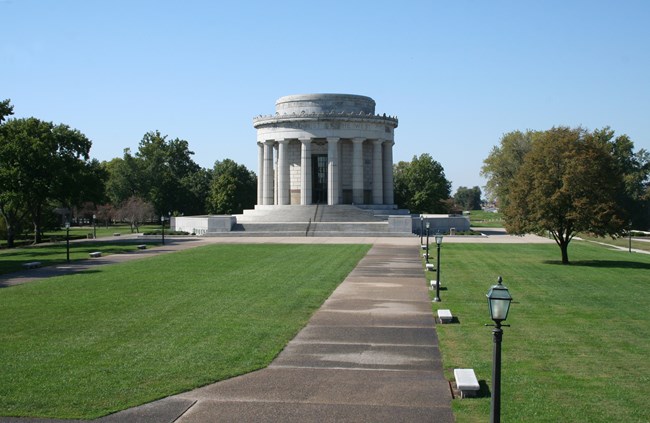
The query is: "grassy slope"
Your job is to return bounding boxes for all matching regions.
[0,243,370,419]
[433,241,650,422]
[468,210,504,228]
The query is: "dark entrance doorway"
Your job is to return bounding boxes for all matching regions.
[312,154,328,204]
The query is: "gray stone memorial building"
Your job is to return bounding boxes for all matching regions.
[172,93,470,236]
[253,94,398,207]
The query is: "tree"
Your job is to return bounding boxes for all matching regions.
[504,126,625,264]
[594,128,650,229]
[180,168,212,216]
[454,186,482,211]
[116,196,154,233]
[0,99,14,123]
[135,130,203,215]
[104,132,211,216]
[481,130,537,207]
[0,117,94,244]
[95,203,115,228]
[103,151,144,207]
[207,159,256,214]
[393,154,451,214]
[0,99,23,247]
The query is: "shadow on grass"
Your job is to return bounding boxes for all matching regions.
[477,380,491,398]
[452,380,491,399]
[0,269,103,288]
[544,260,650,269]
[438,316,461,324]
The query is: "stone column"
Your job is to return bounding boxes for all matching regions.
[352,137,365,204]
[257,142,264,206]
[263,140,274,205]
[383,140,395,205]
[372,139,384,204]
[277,139,290,205]
[327,137,340,205]
[273,143,279,205]
[300,138,312,205]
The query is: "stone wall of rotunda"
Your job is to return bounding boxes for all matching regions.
[253,94,398,207]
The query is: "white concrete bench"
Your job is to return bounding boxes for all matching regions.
[422,252,429,259]
[137,244,147,250]
[426,263,435,271]
[113,233,121,236]
[430,279,439,289]
[454,368,480,398]
[23,261,42,269]
[421,244,427,250]
[437,309,453,323]
[89,251,102,258]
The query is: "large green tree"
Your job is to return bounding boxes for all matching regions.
[0,117,95,244]
[0,99,24,246]
[505,126,625,264]
[104,131,209,217]
[207,159,256,214]
[135,130,204,216]
[594,128,650,229]
[103,150,144,206]
[454,186,482,211]
[393,154,451,214]
[481,130,538,207]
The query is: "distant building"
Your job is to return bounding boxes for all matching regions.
[253,94,398,207]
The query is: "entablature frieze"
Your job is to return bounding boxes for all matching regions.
[253,113,398,129]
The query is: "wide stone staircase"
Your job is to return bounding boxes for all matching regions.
[210,205,413,237]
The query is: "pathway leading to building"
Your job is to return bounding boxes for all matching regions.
[168,241,453,422]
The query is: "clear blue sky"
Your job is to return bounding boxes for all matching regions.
[2,0,649,192]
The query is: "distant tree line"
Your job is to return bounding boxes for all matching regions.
[482,126,650,264]
[0,100,257,248]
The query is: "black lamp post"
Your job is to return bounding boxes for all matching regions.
[65,221,70,263]
[92,214,96,239]
[433,232,443,302]
[628,220,632,253]
[161,215,165,246]
[420,216,424,245]
[425,221,430,263]
[486,276,513,423]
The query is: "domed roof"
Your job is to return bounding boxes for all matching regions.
[275,94,375,115]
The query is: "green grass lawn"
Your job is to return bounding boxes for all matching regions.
[578,233,650,253]
[1,224,165,248]
[0,243,370,419]
[431,241,650,422]
[468,210,504,228]
[45,224,164,239]
[0,240,161,275]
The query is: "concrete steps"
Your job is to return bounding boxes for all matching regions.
[204,205,415,237]
[236,205,387,223]
[203,221,411,237]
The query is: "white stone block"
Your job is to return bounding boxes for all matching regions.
[437,309,453,323]
[454,369,480,398]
